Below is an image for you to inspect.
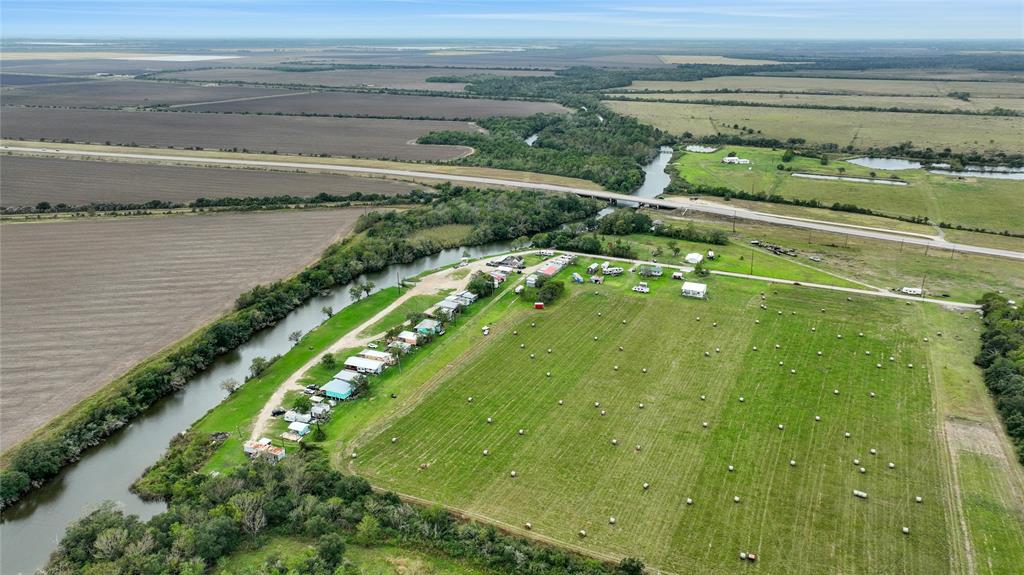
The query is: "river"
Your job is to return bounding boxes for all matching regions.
[0,241,511,575]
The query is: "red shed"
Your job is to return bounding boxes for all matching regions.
[534,302,545,309]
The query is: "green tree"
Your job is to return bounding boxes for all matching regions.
[537,280,565,304]
[781,149,795,162]
[249,356,270,380]
[288,330,303,344]
[617,557,645,575]
[317,532,346,569]
[354,515,382,546]
[292,395,313,413]
[348,285,363,302]
[219,378,241,395]
[320,353,336,369]
[321,305,333,319]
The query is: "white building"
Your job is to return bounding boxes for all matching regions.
[332,369,364,383]
[358,349,396,365]
[900,287,923,296]
[684,253,704,265]
[344,356,385,374]
[681,282,708,299]
[284,410,312,423]
[722,156,751,165]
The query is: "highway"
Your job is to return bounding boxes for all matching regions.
[6,145,1023,261]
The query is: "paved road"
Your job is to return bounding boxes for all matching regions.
[6,145,1023,261]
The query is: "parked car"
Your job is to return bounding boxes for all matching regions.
[271,408,286,417]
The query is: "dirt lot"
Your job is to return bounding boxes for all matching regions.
[0,209,363,449]
[180,89,567,118]
[156,67,555,91]
[1,79,297,108]
[0,107,478,160]
[0,155,423,207]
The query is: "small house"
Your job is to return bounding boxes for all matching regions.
[526,274,540,288]
[288,421,311,437]
[684,253,704,265]
[514,285,525,294]
[332,369,364,384]
[681,282,708,299]
[321,379,354,400]
[489,271,507,284]
[435,300,461,319]
[538,263,562,277]
[706,250,716,260]
[415,318,443,336]
[539,250,555,257]
[389,340,412,353]
[455,290,478,303]
[311,403,332,419]
[244,438,286,462]
[284,410,312,423]
[534,302,545,309]
[358,349,396,365]
[639,265,663,277]
[572,272,584,283]
[587,263,599,274]
[344,356,385,375]
[397,330,419,346]
[671,271,685,280]
[632,282,650,294]
[722,156,751,165]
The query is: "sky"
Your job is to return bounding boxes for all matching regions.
[2,0,1022,40]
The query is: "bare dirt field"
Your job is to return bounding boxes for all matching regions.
[0,155,423,208]
[155,67,555,91]
[0,209,363,449]
[1,79,298,108]
[0,73,90,86]
[0,107,478,160]
[180,89,568,118]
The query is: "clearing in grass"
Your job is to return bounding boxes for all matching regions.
[354,266,960,574]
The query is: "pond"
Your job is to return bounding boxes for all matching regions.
[846,157,923,170]
[928,165,1024,181]
[0,241,512,575]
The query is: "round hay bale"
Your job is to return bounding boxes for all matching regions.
[859,467,866,474]
[642,368,648,373]
[734,496,741,503]
[525,522,532,530]
[609,516,616,525]
[530,353,535,359]
[908,363,914,368]
[865,351,871,355]
[546,371,551,377]
[713,322,718,327]
[392,437,398,443]
[859,332,865,337]
[700,394,706,401]
[558,399,564,405]
[514,331,518,336]
[821,308,826,313]
[611,438,619,445]
[351,453,358,459]
[622,320,627,324]
[753,346,759,351]
[923,337,929,342]
[696,317,701,322]
[818,351,823,356]
[487,417,493,424]
[778,424,785,430]
[594,401,601,407]
[778,311,783,316]
[618,346,624,351]
[643,482,650,490]
[888,462,895,469]
[715,347,721,353]
[594,336,599,341]
[889,356,895,361]
[870,392,876,398]
[812,327,816,332]
[739,396,745,403]
[902,527,910,535]
[531,322,536,327]
[869,448,877,455]
[598,312,602,317]
[792,311,796,315]
[705,351,710,357]
[837,334,843,339]
[844,432,851,438]
[638,403,645,409]
[854,458,860,465]
[579,530,587,537]
[614,365,619,370]
[876,363,882,368]
[511,470,517,477]
[600,410,606,416]
[815,415,821,421]
[518,429,525,436]
[728,465,735,472]
[779,361,784,366]
[547,348,552,353]
[741,552,748,560]
[755,320,760,324]
[635,444,642,452]
[520,344,525,349]
[790,369,797,374]
[483,449,490,456]
[834,389,840,395]
[915,496,923,503]
[686,498,693,505]
[468,397,474,403]
[790,459,796,466]
[775,344,781,349]
[702,421,709,428]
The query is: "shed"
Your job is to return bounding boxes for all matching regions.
[671,271,685,280]
[415,319,443,335]
[321,379,354,400]
[288,421,311,436]
[344,356,385,375]
[587,263,599,274]
[684,253,704,265]
[397,330,420,345]
[389,340,412,353]
[526,274,540,287]
[311,403,332,418]
[359,349,396,365]
[572,272,585,283]
[534,302,545,309]
[682,282,708,299]
[284,410,312,423]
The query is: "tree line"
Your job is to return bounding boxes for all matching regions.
[0,186,601,509]
[603,95,1023,117]
[975,294,1024,464]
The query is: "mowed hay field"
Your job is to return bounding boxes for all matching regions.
[181,90,567,118]
[604,100,1024,154]
[0,210,362,449]
[0,79,297,109]
[0,107,478,161]
[672,146,1024,233]
[624,76,1024,98]
[0,155,423,208]
[355,271,956,574]
[154,67,556,91]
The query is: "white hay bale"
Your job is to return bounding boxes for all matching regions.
[518,429,525,435]
[483,449,490,456]
[916,496,923,503]
[812,327,816,332]
[739,396,745,402]
[848,297,853,301]
[638,403,645,409]
[547,348,552,353]
[622,320,626,325]
[792,311,796,315]
[859,332,865,337]
[869,448,876,455]
[817,351,823,356]
[510,470,518,478]
[790,459,796,466]
[594,401,601,407]
[525,522,532,530]
[834,389,840,395]
[635,444,642,452]
[728,465,735,472]
[696,317,701,321]
[600,410,606,416]
[351,453,358,459]
[815,415,821,422]
[468,397,474,403]
[642,368,648,373]
[513,331,518,336]
[902,527,910,535]
[579,530,587,537]
[844,432,851,438]
[907,363,914,368]
[779,361,784,366]
[614,365,619,370]
[715,347,721,353]
[520,344,525,349]
[870,392,876,398]
[610,438,619,445]
[790,369,796,374]
[889,356,895,361]
[876,364,882,368]
[558,399,564,405]
[618,346,623,351]
[778,424,785,430]
[700,394,706,401]
[776,344,781,349]
[643,482,650,490]
[888,462,895,469]
[923,337,929,342]
[546,372,551,377]
[702,421,709,428]
[597,312,602,317]
[859,467,866,473]
[755,320,760,324]
[821,308,826,313]
[594,336,599,341]
[753,346,759,351]
[686,498,693,505]
[778,311,782,316]
[487,417,493,424]
[854,458,861,465]
[392,437,398,443]
[530,353,535,359]
[837,334,843,339]
[531,322,536,327]
[865,351,871,355]
[705,351,710,357]
[853,490,867,499]
[740,552,748,560]
[609,516,616,525]
[733,496,741,503]
[713,322,718,327]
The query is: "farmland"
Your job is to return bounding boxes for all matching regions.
[0,209,363,449]
[623,76,1024,98]
[0,107,479,161]
[153,66,556,91]
[604,100,1024,154]
[0,155,422,208]
[180,90,568,118]
[353,268,957,574]
[658,55,798,65]
[1,79,296,109]
[671,145,1024,233]
[612,91,1024,113]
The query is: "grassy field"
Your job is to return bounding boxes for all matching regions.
[353,266,958,574]
[671,145,1024,233]
[612,91,1024,113]
[181,90,567,118]
[219,536,489,574]
[0,155,423,208]
[604,100,1024,154]
[357,293,448,337]
[623,76,1024,98]
[0,107,479,161]
[0,209,363,451]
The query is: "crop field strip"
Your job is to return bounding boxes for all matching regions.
[0,107,479,161]
[151,66,556,91]
[0,155,422,208]
[624,77,1024,98]
[355,273,953,574]
[1,79,300,109]
[605,100,1024,154]
[0,209,364,450]
[609,92,1024,113]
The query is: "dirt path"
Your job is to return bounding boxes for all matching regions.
[248,257,543,441]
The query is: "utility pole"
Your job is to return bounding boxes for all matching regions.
[749,247,754,275]
[924,243,930,257]
[732,210,736,232]
[920,273,927,293]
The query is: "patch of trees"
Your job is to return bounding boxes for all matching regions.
[466,272,496,298]
[45,448,641,575]
[537,279,566,304]
[0,186,601,509]
[130,432,226,501]
[596,209,728,245]
[975,294,1024,464]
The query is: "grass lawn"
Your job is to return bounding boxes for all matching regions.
[408,224,475,246]
[353,265,959,574]
[193,287,405,472]
[671,145,1024,234]
[604,100,1024,155]
[357,292,451,337]
[219,536,489,575]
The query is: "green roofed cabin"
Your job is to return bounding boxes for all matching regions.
[321,379,354,400]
